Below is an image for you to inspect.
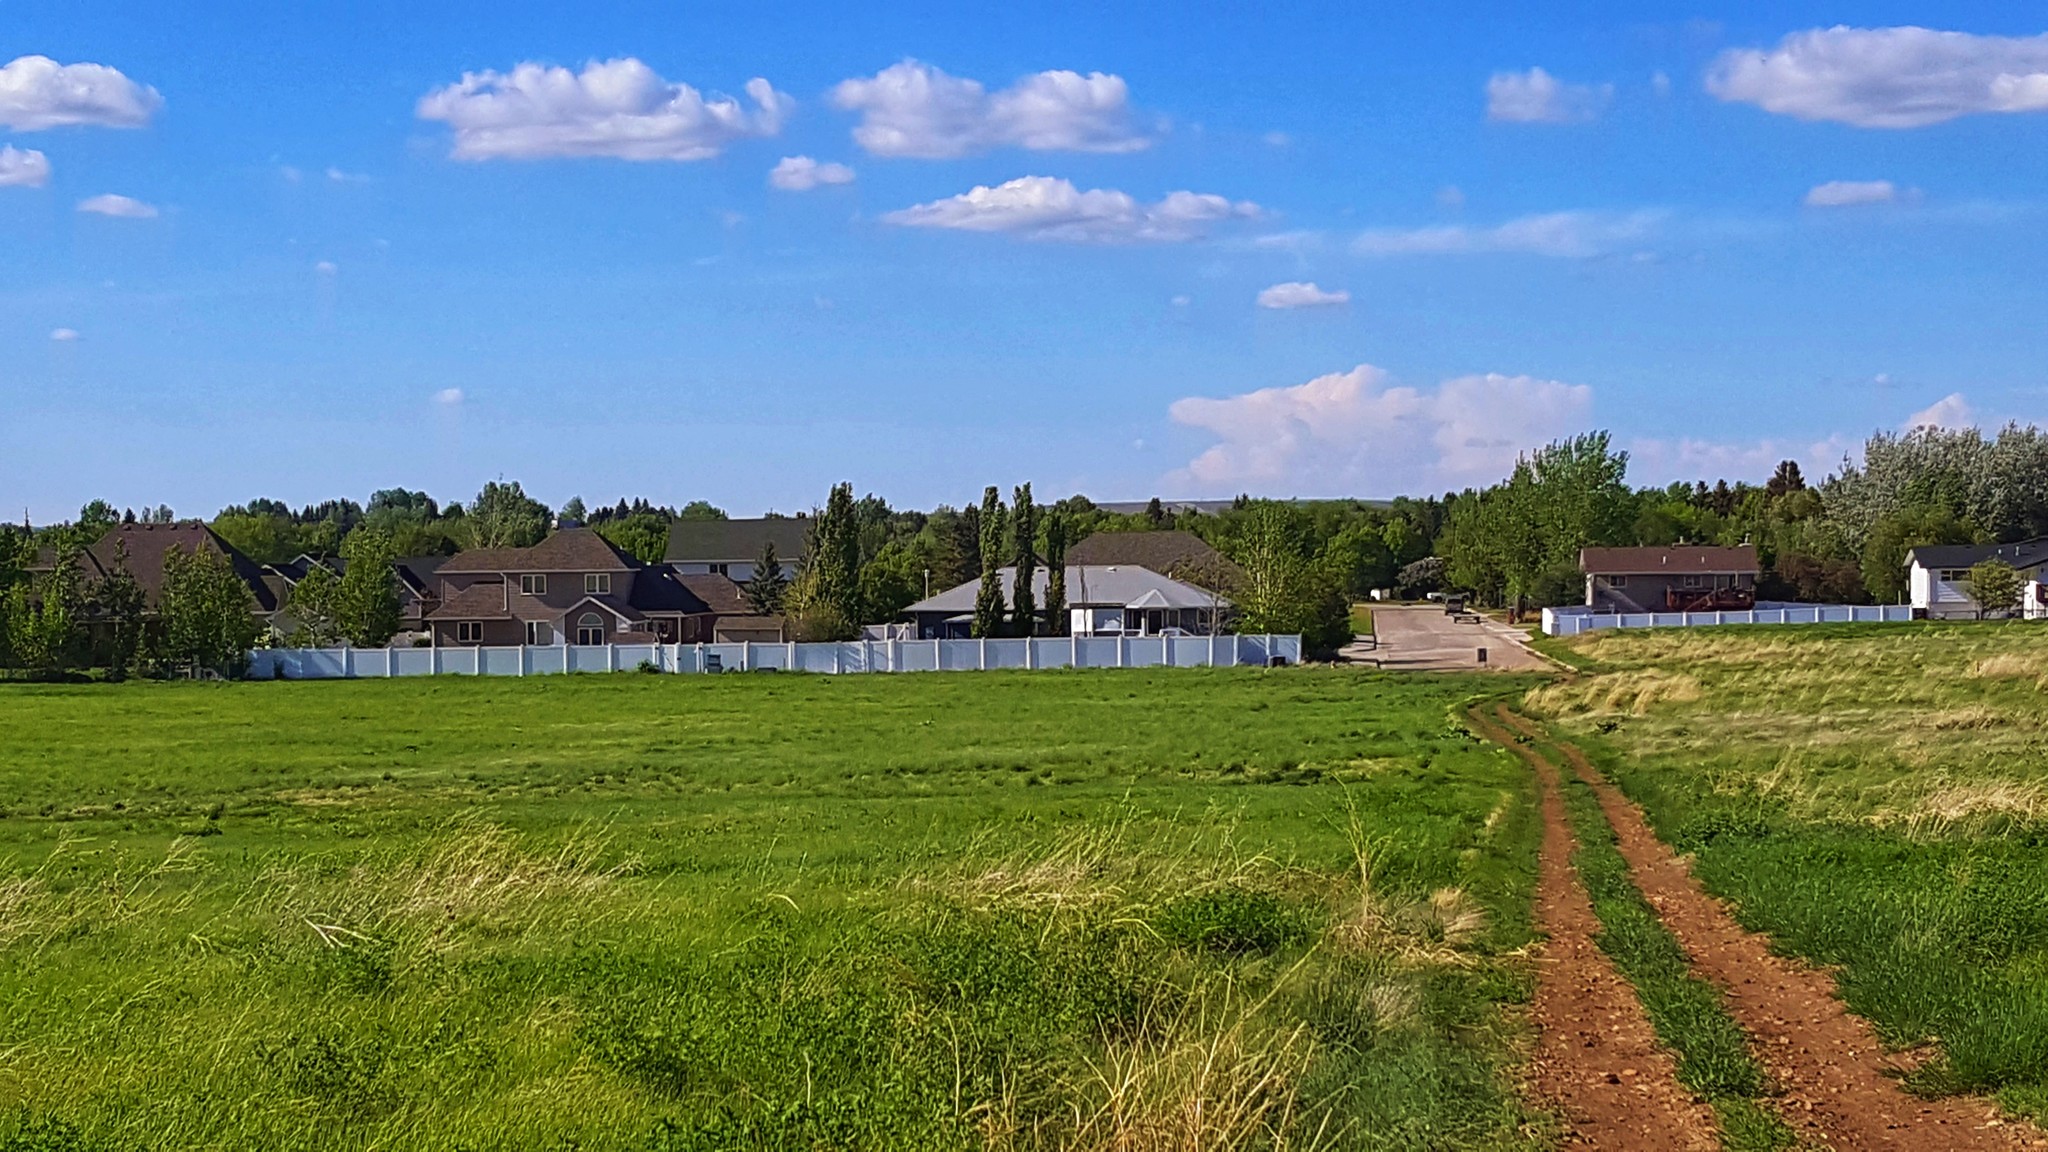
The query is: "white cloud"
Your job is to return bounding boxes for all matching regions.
[1906,392,1973,430]
[768,155,855,191]
[1435,185,1466,209]
[1804,179,1898,207]
[1485,67,1612,123]
[830,60,1149,158]
[883,176,1258,244]
[0,55,160,131]
[325,166,369,183]
[416,58,791,161]
[315,260,338,275]
[1256,281,1350,309]
[1262,130,1291,147]
[435,387,464,406]
[0,144,49,187]
[76,193,156,218]
[1626,434,1853,486]
[48,327,78,342]
[1167,364,1592,494]
[1170,294,1192,307]
[1353,210,1661,258]
[1708,26,2048,128]
[1652,71,1673,98]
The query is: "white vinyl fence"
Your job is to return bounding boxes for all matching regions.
[247,634,1304,680]
[1542,604,1916,637]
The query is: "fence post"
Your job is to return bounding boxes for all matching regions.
[385,648,394,677]
[890,637,899,673]
[979,637,987,671]
[834,644,842,675]
[341,646,352,679]
[1116,635,1124,668]
[695,642,704,673]
[1024,637,1033,671]
[742,642,752,672]
[934,638,941,670]
[788,640,797,670]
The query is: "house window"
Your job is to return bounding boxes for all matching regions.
[1940,569,1969,582]
[586,573,611,595]
[456,621,484,644]
[709,563,729,577]
[1682,575,1704,588]
[520,574,546,595]
[1609,575,1628,588]
[576,613,606,646]
[525,621,552,645]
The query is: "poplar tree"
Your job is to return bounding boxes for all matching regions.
[1043,508,1069,636]
[1010,483,1037,636]
[972,486,1007,638]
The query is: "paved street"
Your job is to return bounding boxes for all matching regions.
[1343,603,1548,672]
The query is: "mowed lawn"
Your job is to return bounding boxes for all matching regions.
[1528,624,2048,1123]
[0,667,1545,1152]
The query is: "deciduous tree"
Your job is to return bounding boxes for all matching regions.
[1043,508,1069,636]
[972,487,1006,638]
[1010,483,1037,636]
[159,546,262,677]
[1968,558,2023,620]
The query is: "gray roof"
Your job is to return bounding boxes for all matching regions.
[1905,538,2048,570]
[663,517,810,564]
[904,565,1229,615]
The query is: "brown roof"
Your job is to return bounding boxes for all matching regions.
[438,527,636,575]
[1065,530,1245,592]
[1580,546,1759,576]
[427,581,515,620]
[673,573,749,614]
[34,522,280,613]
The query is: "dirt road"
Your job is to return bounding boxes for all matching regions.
[1480,707,2045,1151]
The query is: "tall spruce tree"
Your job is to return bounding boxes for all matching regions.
[1043,507,1069,636]
[746,541,788,615]
[1010,483,1037,636]
[972,486,1007,638]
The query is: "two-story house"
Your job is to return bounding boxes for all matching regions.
[664,517,808,582]
[426,528,746,646]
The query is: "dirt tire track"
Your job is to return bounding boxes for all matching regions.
[1466,705,1719,1151]
[1501,707,2045,1152]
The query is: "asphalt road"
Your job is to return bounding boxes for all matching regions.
[1345,603,1547,672]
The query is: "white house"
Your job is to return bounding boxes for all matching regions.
[1904,539,2048,619]
[902,565,1231,639]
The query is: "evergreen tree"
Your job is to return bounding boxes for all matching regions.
[1043,508,1069,636]
[972,486,1007,638]
[746,541,788,615]
[560,496,588,524]
[1010,483,1037,636]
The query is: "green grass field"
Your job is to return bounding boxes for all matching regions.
[1527,623,2048,1121]
[0,667,1546,1151]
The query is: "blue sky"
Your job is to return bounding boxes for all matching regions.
[4,2,2047,519]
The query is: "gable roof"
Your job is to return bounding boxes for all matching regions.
[1065,530,1244,591]
[663,517,810,564]
[1905,538,2048,571]
[48,522,282,613]
[1579,546,1758,576]
[437,527,636,575]
[904,565,1229,615]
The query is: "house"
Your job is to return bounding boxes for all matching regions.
[262,552,449,642]
[426,527,748,646]
[902,565,1231,639]
[1905,539,2048,619]
[1065,530,1244,592]
[30,521,284,629]
[1580,546,1759,612]
[664,517,808,583]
